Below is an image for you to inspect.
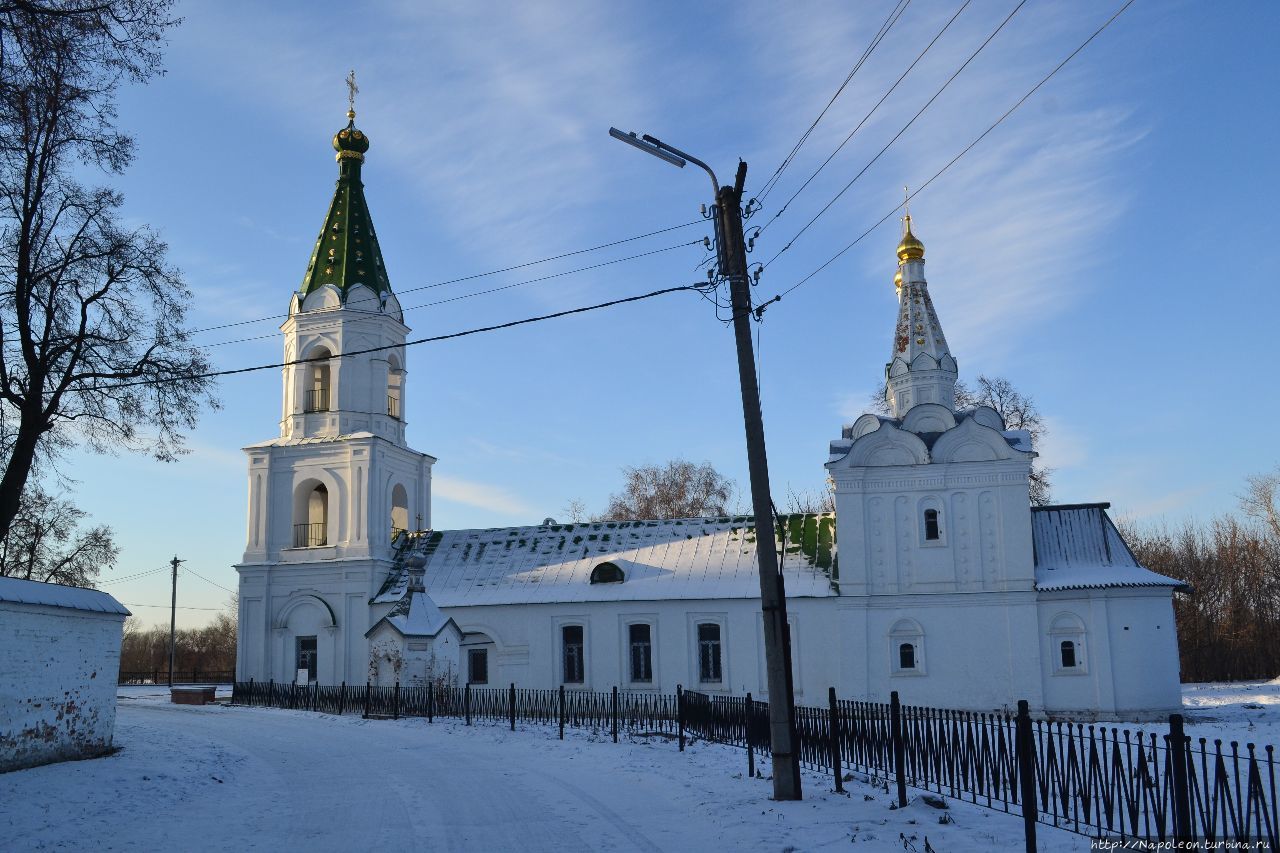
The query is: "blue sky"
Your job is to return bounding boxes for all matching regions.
[66,0,1279,625]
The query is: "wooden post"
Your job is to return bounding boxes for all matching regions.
[465,683,472,726]
[1169,714,1193,841]
[890,691,907,808]
[828,687,844,793]
[611,686,619,743]
[677,684,686,752]
[746,692,756,779]
[1015,699,1038,853]
[393,681,400,720]
[510,683,517,731]
[362,681,370,719]
[558,684,566,740]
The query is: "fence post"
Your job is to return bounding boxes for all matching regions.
[153,668,158,685]
[362,681,370,719]
[338,681,346,715]
[890,691,907,807]
[393,681,401,720]
[1169,713,1193,841]
[677,684,686,752]
[289,682,296,710]
[510,683,517,731]
[465,683,472,726]
[828,687,844,793]
[1015,699,1038,853]
[558,685,566,740]
[268,679,274,709]
[428,682,434,723]
[247,678,254,707]
[611,686,619,744]
[746,692,756,779]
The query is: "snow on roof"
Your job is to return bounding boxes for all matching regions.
[366,591,454,638]
[373,514,838,607]
[1031,504,1187,592]
[0,575,130,615]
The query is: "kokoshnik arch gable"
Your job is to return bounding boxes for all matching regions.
[234,104,1186,719]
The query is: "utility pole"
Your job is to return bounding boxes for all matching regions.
[168,555,183,688]
[609,129,802,800]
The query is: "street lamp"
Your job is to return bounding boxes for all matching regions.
[610,126,802,801]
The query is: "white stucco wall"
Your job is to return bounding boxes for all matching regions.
[0,602,125,772]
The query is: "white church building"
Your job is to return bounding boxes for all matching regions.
[234,110,1186,719]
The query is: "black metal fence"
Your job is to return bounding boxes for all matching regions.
[119,670,234,685]
[229,680,1276,849]
[231,680,678,744]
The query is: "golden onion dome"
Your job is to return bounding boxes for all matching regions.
[893,268,903,290]
[896,214,925,262]
[333,111,370,161]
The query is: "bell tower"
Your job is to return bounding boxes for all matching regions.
[235,79,436,686]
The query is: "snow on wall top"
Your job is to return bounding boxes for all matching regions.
[0,575,130,615]
[1031,504,1186,592]
[373,514,838,607]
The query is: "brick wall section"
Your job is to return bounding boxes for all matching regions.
[0,603,125,773]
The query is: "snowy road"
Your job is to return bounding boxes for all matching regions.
[2,691,1086,852]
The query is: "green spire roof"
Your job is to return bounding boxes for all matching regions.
[299,110,392,302]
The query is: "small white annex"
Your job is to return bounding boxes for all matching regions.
[0,576,129,772]
[235,113,1186,719]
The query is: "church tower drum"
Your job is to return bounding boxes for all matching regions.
[234,86,436,686]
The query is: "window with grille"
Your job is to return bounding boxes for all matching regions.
[468,648,488,684]
[562,625,584,684]
[629,623,652,683]
[1060,640,1077,669]
[697,622,722,683]
[898,642,916,670]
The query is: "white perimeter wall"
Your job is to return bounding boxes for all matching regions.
[0,603,124,772]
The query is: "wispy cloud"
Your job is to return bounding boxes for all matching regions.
[434,475,533,517]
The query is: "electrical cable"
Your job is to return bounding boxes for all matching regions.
[184,566,236,595]
[768,0,1138,303]
[123,602,226,611]
[754,0,912,206]
[757,0,971,237]
[73,283,711,393]
[96,565,171,585]
[762,0,1027,269]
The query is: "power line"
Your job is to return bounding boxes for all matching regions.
[123,602,226,611]
[74,284,709,393]
[767,0,1138,303]
[178,219,704,343]
[754,0,912,206]
[762,0,1027,269]
[184,567,236,595]
[198,239,701,350]
[97,565,171,585]
[757,0,971,236]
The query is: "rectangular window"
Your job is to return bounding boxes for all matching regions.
[562,625,584,684]
[697,623,722,683]
[629,623,653,683]
[467,648,489,684]
[295,635,317,683]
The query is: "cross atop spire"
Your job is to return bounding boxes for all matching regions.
[346,69,359,121]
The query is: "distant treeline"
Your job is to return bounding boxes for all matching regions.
[119,612,236,676]
[1125,482,1280,683]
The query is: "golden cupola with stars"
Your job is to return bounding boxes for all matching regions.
[885,205,957,418]
[299,72,392,303]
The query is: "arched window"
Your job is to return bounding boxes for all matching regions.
[890,618,925,675]
[390,483,409,542]
[589,562,624,584]
[305,347,332,413]
[386,353,402,420]
[924,509,940,541]
[293,482,328,548]
[1050,612,1087,675]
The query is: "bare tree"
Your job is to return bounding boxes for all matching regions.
[1241,466,1280,542]
[597,459,734,521]
[870,374,1053,504]
[0,0,217,541]
[0,482,116,585]
[784,483,835,514]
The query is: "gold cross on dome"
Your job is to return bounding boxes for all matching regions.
[902,185,912,232]
[345,69,359,119]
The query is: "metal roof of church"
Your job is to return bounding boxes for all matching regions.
[373,514,839,607]
[0,575,130,615]
[1031,504,1187,592]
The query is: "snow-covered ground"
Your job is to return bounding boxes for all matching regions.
[1,682,1276,852]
